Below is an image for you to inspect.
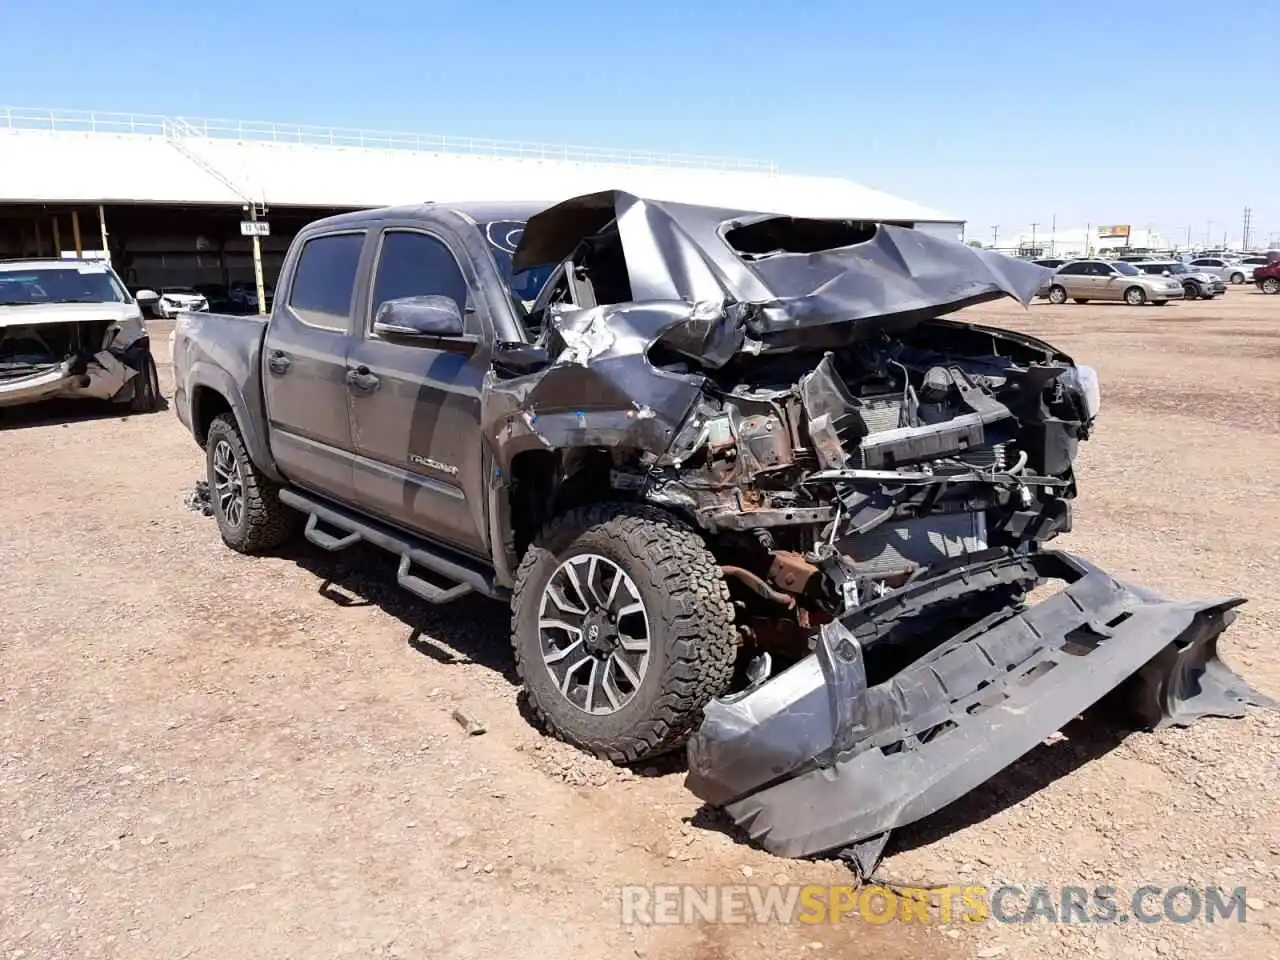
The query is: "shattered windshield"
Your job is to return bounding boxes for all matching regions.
[0,265,127,305]
[482,219,555,303]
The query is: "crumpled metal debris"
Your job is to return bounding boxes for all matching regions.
[684,550,1276,869]
[514,189,1052,356]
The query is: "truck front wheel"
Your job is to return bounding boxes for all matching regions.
[511,504,739,764]
[205,413,299,553]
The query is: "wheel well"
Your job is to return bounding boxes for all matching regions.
[508,447,632,558]
[191,385,233,448]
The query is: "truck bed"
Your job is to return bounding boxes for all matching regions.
[171,310,270,454]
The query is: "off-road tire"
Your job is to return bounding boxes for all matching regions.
[1261,278,1280,295]
[1047,285,1068,305]
[511,503,739,764]
[128,350,162,413]
[1125,286,1147,306]
[205,413,299,553]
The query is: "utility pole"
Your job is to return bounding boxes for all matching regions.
[1242,206,1253,251]
[246,202,268,315]
[1050,214,1056,257]
[991,225,999,249]
[1185,224,1192,250]
[1206,220,1214,248]
[1030,221,1039,255]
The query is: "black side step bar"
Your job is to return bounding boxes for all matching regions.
[278,488,503,604]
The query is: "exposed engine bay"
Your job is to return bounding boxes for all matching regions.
[642,321,1096,662]
[486,190,1274,867]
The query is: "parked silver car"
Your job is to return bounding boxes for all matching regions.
[1133,261,1225,300]
[1186,257,1253,284]
[1043,260,1184,305]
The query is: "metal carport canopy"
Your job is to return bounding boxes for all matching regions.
[0,108,963,233]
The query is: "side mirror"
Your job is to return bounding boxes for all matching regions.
[134,288,159,304]
[373,295,465,340]
[1162,270,1172,277]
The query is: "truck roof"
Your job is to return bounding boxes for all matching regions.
[306,200,553,232]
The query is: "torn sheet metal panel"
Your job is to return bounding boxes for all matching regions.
[513,190,1053,355]
[684,550,1275,862]
[75,350,134,399]
[480,301,711,468]
[0,349,140,407]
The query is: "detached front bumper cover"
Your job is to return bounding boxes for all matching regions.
[685,551,1274,872]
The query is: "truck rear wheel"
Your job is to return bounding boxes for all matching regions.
[206,413,299,554]
[511,503,739,764]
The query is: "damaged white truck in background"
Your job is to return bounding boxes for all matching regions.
[0,258,162,413]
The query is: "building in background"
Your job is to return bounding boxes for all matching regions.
[998,225,1174,259]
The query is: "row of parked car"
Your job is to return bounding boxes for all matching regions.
[1027,252,1280,305]
[128,280,275,318]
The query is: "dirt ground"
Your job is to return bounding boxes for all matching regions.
[2,289,1278,960]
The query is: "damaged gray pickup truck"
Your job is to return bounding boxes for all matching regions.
[0,258,162,412]
[172,191,1271,868]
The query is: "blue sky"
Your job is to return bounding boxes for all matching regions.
[3,0,1276,243]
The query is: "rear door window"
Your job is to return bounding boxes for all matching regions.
[288,232,366,330]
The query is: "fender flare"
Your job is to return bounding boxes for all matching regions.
[187,360,283,483]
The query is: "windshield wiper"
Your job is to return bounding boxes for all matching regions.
[0,300,39,306]
[50,298,116,304]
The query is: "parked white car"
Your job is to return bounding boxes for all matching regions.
[1186,257,1254,284]
[0,259,162,411]
[155,286,210,319]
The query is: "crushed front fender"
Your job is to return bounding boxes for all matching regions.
[684,550,1274,867]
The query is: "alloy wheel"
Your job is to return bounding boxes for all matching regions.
[212,440,245,529]
[537,553,651,715]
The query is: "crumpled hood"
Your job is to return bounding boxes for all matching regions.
[0,300,144,329]
[514,190,1051,354]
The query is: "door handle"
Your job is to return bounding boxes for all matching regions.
[267,350,291,375]
[345,366,380,393]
